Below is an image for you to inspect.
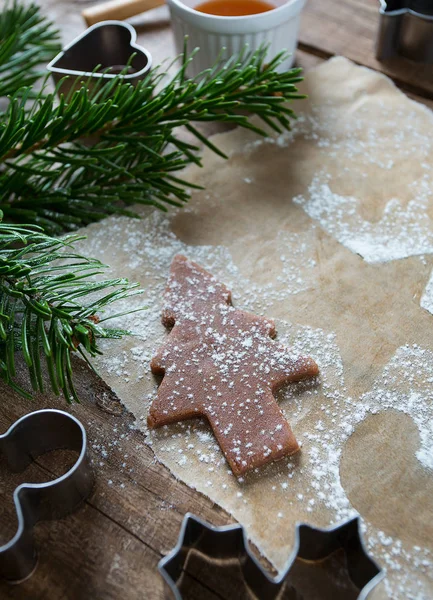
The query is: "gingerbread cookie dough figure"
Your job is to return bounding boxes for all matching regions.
[148,255,319,476]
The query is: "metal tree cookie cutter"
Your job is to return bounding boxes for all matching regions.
[159,513,384,600]
[47,21,152,96]
[0,409,94,583]
[376,0,433,62]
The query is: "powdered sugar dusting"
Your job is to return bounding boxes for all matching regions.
[147,254,319,475]
[73,209,321,427]
[76,205,433,597]
[72,57,433,600]
[73,194,433,599]
[294,173,433,264]
[239,100,433,267]
[420,271,433,315]
[74,207,433,599]
[358,345,433,471]
[237,81,433,305]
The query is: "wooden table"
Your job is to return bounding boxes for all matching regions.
[1,1,432,599]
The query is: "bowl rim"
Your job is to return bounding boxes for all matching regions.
[166,0,304,23]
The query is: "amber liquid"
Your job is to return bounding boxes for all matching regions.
[195,0,275,16]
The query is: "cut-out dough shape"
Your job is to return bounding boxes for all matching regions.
[340,410,433,549]
[147,255,319,476]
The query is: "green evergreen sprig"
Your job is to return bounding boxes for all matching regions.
[0,1,306,400]
[0,1,60,98]
[0,213,143,401]
[0,36,304,233]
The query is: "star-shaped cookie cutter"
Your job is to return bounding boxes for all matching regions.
[159,513,384,599]
[0,409,94,582]
[376,0,433,62]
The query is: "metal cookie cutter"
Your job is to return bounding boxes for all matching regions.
[0,409,94,582]
[376,0,433,62]
[47,21,152,96]
[159,513,384,600]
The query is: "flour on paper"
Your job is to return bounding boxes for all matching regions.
[358,345,433,472]
[340,345,433,599]
[78,208,433,600]
[75,210,318,425]
[73,57,433,600]
[239,61,433,270]
[420,270,433,315]
[293,173,433,264]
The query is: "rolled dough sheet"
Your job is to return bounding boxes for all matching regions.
[74,57,433,600]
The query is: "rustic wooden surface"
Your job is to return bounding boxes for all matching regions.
[1,1,432,598]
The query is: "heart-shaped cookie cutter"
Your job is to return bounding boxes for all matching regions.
[159,513,384,599]
[0,409,94,583]
[47,21,152,96]
[376,0,433,62]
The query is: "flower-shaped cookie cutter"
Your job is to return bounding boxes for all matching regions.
[376,0,433,62]
[0,409,94,583]
[47,21,152,97]
[159,513,384,599]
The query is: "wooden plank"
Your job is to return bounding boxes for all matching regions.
[298,0,433,99]
[1,505,163,600]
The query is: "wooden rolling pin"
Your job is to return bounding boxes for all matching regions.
[82,0,166,27]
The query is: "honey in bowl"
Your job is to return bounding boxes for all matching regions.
[195,0,275,16]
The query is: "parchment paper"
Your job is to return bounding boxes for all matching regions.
[74,57,433,599]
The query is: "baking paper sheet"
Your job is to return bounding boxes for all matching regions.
[74,57,433,599]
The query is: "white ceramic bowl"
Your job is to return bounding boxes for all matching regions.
[166,0,306,76]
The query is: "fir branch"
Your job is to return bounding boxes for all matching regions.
[0,1,60,98]
[0,213,143,401]
[0,31,305,233]
[0,0,307,401]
